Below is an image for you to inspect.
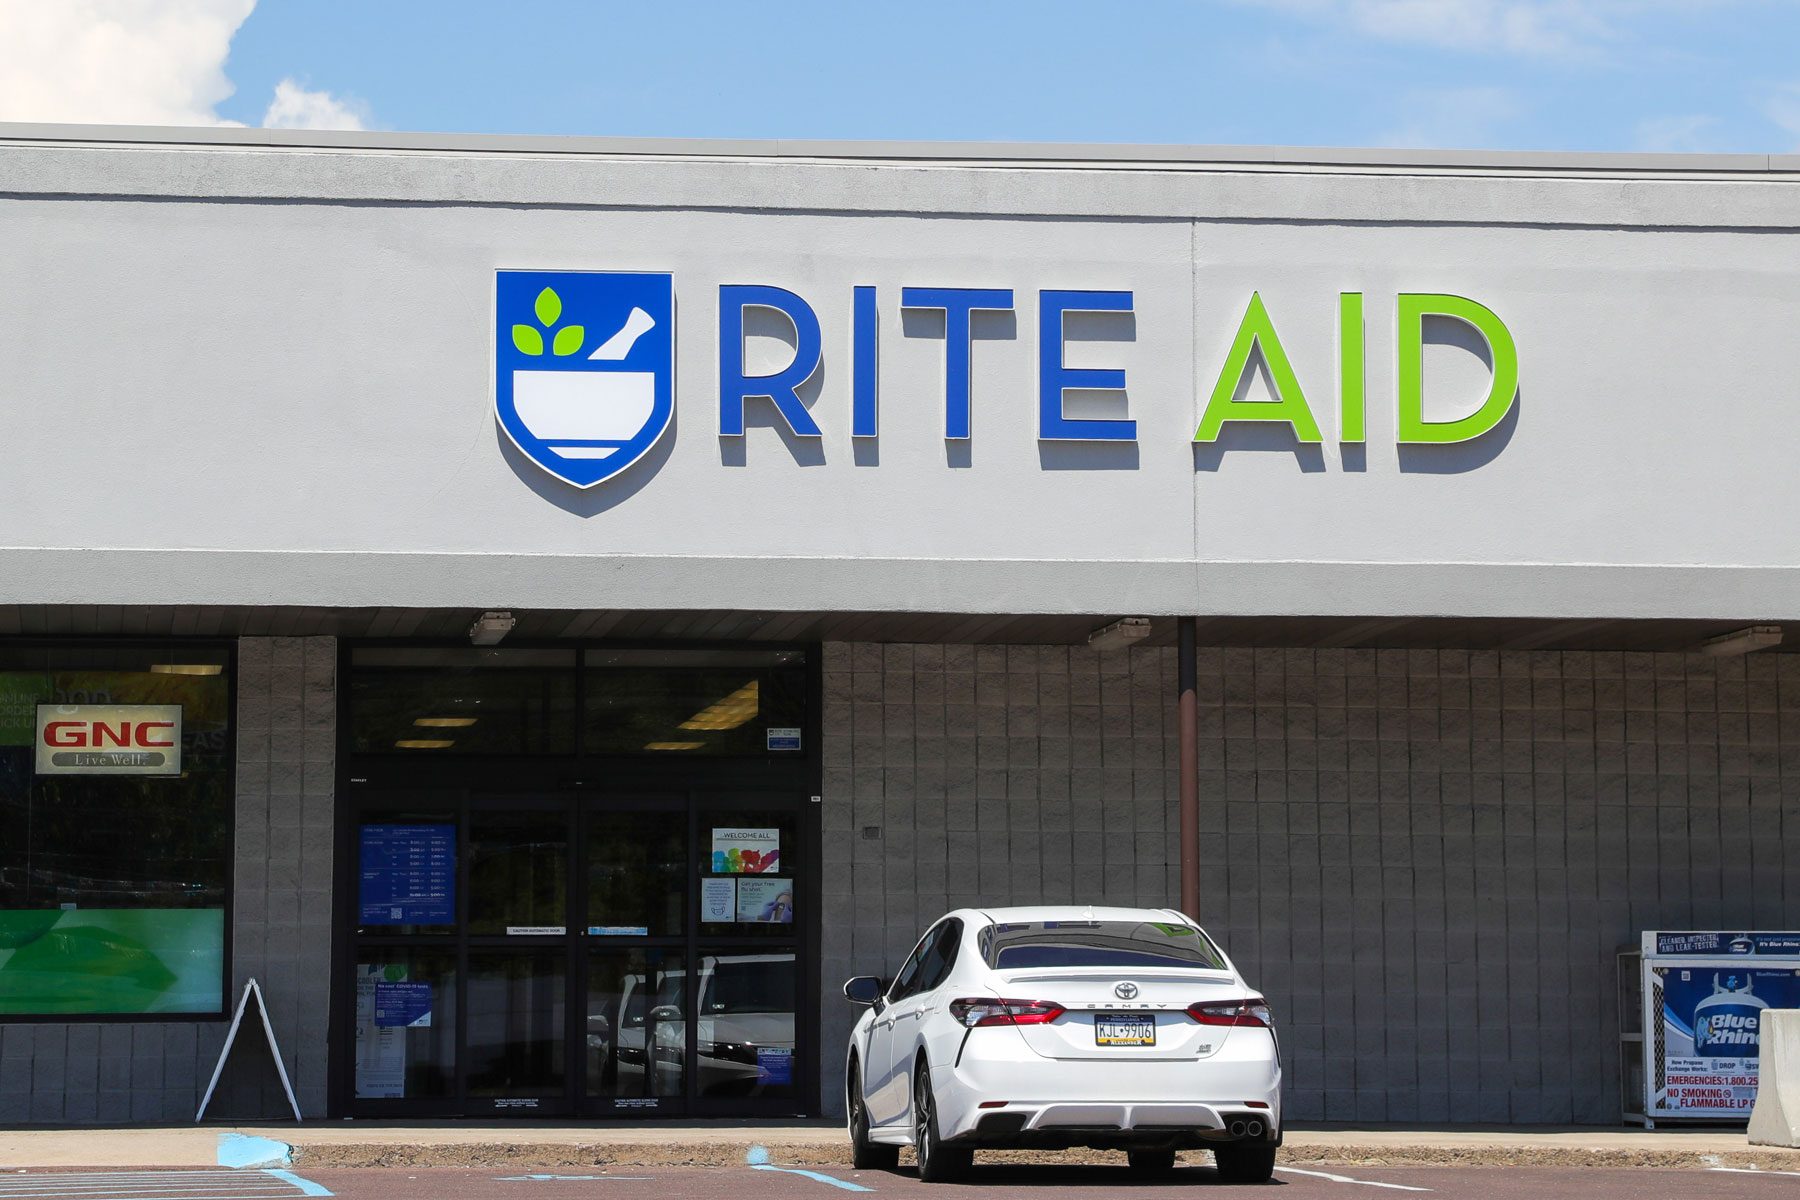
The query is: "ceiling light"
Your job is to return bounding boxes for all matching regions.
[395,739,455,750]
[414,717,478,728]
[1087,617,1152,652]
[468,610,516,646]
[150,664,223,676]
[1700,625,1783,656]
[678,680,760,732]
[644,741,705,751]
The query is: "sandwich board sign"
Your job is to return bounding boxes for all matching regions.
[195,978,302,1123]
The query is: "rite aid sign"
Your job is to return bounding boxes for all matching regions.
[35,705,183,776]
[494,271,1520,490]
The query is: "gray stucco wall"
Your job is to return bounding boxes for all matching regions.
[0,635,335,1123]
[818,639,1800,1125]
[6,137,1800,622]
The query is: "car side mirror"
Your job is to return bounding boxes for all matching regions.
[843,975,885,1008]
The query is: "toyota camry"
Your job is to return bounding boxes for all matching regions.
[842,906,1281,1183]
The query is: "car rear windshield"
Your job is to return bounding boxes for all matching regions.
[980,920,1228,971]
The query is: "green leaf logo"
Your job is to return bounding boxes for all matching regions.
[512,324,544,356]
[535,287,562,327]
[553,325,585,357]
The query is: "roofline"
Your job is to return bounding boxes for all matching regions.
[0,121,1792,176]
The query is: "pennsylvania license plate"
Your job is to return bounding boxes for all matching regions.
[1094,1013,1156,1046]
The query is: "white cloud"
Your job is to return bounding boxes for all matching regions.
[1634,114,1719,153]
[1235,0,1719,59]
[0,0,255,125]
[0,0,371,130]
[1765,84,1800,150]
[1379,85,1522,147]
[262,77,365,131]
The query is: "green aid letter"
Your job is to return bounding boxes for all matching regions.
[1194,292,1322,443]
[1339,292,1365,443]
[1396,294,1519,444]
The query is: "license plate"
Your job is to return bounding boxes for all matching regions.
[1094,1013,1156,1046]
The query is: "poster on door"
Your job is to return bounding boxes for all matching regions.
[736,877,794,923]
[1654,965,1800,1116]
[711,828,779,874]
[355,964,410,1098]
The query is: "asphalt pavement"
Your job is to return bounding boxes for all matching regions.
[7,1164,1800,1200]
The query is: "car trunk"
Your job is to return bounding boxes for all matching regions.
[991,967,1247,1061]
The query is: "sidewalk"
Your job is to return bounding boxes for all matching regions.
[3,1120,1799,1171]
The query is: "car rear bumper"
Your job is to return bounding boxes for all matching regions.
[953,1102,1280,1150]
[935,1032,1281,1148]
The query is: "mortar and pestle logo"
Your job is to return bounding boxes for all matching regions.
[494,271,675,490]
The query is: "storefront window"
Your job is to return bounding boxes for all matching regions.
[348,648,576,756]
[584,649,807,757]
[0,643,231,1016]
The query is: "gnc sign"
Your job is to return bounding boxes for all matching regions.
[35,704,183,776]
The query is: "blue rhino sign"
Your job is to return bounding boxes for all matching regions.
[494,270,674,488]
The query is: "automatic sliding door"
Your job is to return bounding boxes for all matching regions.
[350,797,459,1114]
[694,802,802,1109]
[466,951,567,1105]
[587,948,687,1107]
[581,802,686,1114]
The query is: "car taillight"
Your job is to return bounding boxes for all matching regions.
[1186,997,1273,1028]
[948,998,1065,1028]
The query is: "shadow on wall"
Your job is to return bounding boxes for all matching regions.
[1397,392,1521,473]
[495,420,673,517]
[722,305,827,467]
[1193,317,1518,473]
[1040,307,1137,470]
[1192,344,1327,473]
[1397,313,1519,473]
[900,305,1018,472]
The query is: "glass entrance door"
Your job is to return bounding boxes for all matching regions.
[345,790,810,1118]
[576,795,806,1117]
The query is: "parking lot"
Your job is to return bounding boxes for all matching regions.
[9,1164,1800,1200]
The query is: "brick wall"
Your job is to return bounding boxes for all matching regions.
[0,636,335,1123]
[819,641,1800,1125]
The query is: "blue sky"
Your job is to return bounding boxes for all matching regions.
[4,1,1799,152]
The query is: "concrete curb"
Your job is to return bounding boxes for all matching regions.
[287,1139,1800,1173]
[7,1125,1800,1173]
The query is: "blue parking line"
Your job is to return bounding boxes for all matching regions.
[749,1165,872,1193]
[745,1146,873,1193]
[261,1172,331,1198]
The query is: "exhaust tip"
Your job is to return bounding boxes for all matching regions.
[1228,1120,1248,1137]
[1246,1119,1265,1138]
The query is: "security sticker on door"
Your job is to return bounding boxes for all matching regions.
[1095,1013,1156,1046]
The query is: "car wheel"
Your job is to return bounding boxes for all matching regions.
[1127,1149,1176,1176]
[913,1061,973,1183]
[848,1064,900,1171]
[1213,1145,1276,1184]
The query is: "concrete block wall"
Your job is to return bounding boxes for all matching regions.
[819,641,1181,1115]
[0,635,335,1123]
[818,641,1800,1126]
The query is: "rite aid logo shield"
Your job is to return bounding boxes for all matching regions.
[494,270,674,488]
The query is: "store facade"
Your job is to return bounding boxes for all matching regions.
[2,126,1799,1126]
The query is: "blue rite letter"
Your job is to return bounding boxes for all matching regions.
[900,287,1014,440]
[1039,290,1136,441]
[719,285,824,437]
[852,285,878,438]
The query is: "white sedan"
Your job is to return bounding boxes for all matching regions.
[842,906,1281,1183]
